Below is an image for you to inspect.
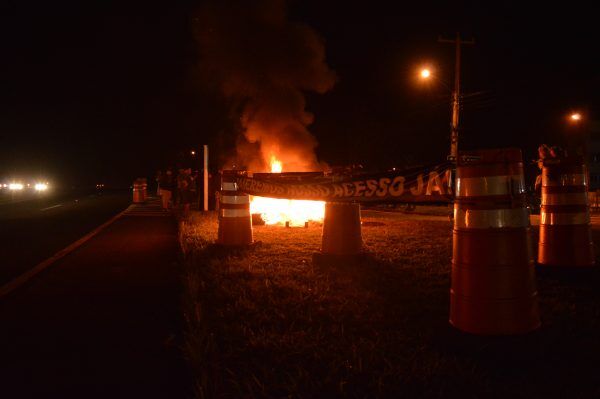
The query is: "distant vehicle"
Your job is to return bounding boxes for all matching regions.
[0,181,49,192]
[96,183,106,195]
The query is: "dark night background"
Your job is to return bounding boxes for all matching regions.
[0,0,597,187]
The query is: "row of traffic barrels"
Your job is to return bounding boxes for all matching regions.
[217,149,594,336]
[451,148,594,335]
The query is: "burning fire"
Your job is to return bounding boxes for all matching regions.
[250,156,325,226]
[270,155,283,173]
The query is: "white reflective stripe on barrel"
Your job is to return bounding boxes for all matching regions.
[220,195,250,204]
[542,173,587,187]
[540,211,590,225]
[221,208,251,218]
[541,192,588,206]
[454,207,530,229]
[456,175,525,197]
[222,182,237,191]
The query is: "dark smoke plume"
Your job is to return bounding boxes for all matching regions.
[194,0,336,171]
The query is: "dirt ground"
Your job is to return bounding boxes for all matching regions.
[179,210,600,399]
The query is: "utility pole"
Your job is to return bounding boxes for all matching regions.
[439,32,474,162]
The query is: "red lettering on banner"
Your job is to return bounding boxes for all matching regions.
[376,178,391,197]
[319,186,331,197]
[235,166,452,202]
[389,176,405,196]
[426,171,443,195]
[353,181,366,196]
[299,186,308,197]
[333,184,344,197]
[442,169,452,195]
[247,179,256,192]
[343,183,354,197]
[262,181,269,193]
[314,186,323,197]
[365,180,378,197]
[410,174,424,196]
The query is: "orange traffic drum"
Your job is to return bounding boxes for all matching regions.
[538,157,594,267]
[217,170,253,246]
[450,148,540,335]
[321,202,363,256]
[132,178,147,204]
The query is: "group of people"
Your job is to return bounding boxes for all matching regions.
[156,167,198,213]
[534,144,567,193]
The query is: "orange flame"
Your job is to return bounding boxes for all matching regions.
[270,155,283,173]
[250,156,325,226]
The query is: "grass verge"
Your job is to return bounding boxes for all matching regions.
[179,211,600,398]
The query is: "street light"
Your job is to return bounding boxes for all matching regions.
[569,112,582,122]
[418,66,452,91]
[566,111,590,170]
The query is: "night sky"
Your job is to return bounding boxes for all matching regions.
[1,0,597,186]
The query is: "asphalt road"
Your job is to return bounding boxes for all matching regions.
[0,200,189,397]
[0,190,131,287]
[0,197,596,397]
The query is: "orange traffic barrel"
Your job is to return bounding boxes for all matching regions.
[132,178,147,203]
[538,157,594,267]
[450,148,540,335]
[320,202,362,256]
[217,170,253,246]
[140,178,148,201]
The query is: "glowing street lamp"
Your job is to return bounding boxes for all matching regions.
[9,183,24,190]
[418,66,452,91]
[569,112,582,122]
[565,111,590,168]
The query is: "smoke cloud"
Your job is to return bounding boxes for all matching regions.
[194,0,336,171]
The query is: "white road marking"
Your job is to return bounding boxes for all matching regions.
[40,204,63,211]
[0,205,133,298]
